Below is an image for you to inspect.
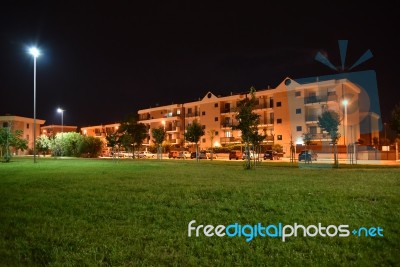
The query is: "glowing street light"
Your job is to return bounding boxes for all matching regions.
[28,46,40,163]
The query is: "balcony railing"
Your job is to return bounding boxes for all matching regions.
[165,126,180,132]
[305,115,319,122]
[259,118,274,125]
[221,123,234,128]
[304,94,337,104]
[186,112,199,118]
[221,108,237,113]
[220,137,241,143]
[309,133,331,140]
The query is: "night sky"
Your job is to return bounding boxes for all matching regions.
[1,2,398,127]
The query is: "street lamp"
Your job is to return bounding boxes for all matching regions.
[57,108,64,156]
[29,47,40,163]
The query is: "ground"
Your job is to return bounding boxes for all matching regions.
[0,158,399,266]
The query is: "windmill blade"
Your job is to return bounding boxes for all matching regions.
[315,52,337,71]
[349,49,373,70]
[338,40,348,71]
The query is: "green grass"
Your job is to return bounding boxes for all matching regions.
[0,158,399,266]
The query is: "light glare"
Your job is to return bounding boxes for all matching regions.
[29,47,40,58]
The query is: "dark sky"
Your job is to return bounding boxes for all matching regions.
[1,2,398,127]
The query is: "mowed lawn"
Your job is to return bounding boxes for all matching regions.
[0,158,399,266]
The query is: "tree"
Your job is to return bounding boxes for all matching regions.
[318,110,341,167]
[184,121,204,161]
[389,102,400,137]
[118,118,148,158]
[234,87,260,169]
[152,127,166,159]
[208,129,216,161]
[105,132,119,158]
[79,136,103,157]
[302,132,313,163]
[0,126,28,162]
[36,135,51,156]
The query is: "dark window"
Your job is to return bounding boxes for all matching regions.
[296,126,302,131]
[277,119,282,124]
[26,123,30,129]
[202,111,206,116]
[277,135,282,140]
[188,108,192,114]
[3,122,9,127]
[215,131,219,136]
[295,91,301,97]
[214,103,218,108]
[202,125,206,130]
[269,98,274,108]
[296,108,301,114]
[202,138,206,143]
[215,117,218,122]
[277,101,282,107]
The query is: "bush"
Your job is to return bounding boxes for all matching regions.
[79,136,103,158]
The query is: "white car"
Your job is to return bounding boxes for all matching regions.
[138,151,155,159]
[177,151,191,159]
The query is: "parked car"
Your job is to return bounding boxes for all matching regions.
[263,150,278,160]
[168,150,179,159]
[242,150,260,160]
[229,150,242,160]
[138,151,155,159]
[177,151,191,159]
[190,151,207,159]
[205,150,217,159]
[298,150,318,161]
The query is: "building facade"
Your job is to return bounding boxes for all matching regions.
[41,125,78,137]
[0,115,46,155]
[138,77,377,155]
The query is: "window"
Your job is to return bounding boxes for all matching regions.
[269,98,274,108]
[214,103,218,108]
[277,101,282,107]
[296,108,301,114]
[215,131,219,136]
[202,111,206,116]
[2,122,8,128]
[295,91,301,97]
[202,125,206,130]
[26,134,29,140]
[215,117,218,122]
[296,126,302,131]
[277,135,282,140]
[202,138,206,143]
[277,119,282,124]
[26,123,30,129]
[188,108,192,114]
[177,109,181,115]
[225,131,232,137]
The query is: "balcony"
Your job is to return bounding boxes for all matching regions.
[309,133,331,140]
[258,118,274,125]
[186,112,199,118]
[220,137,241,143]
[221,123,234,128]
[221,108,236,114]
[165,126,180,132]
[305,115,319,123]
[304,94,337,105]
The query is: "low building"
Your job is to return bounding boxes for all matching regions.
[41,125,78,137]
[0,115,46,155]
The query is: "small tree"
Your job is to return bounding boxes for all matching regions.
[36,135,51,156]
[318,110,341,167]
[184,121,204,162]
[234,87,260,169]
[389,102,400,137]
[0,126,28,162]
[106,132,119,158]
[302,132,313,163]
[208,129,216,161]
[118,118,148,158]
[152,127,166,159]
[79,136,103,158]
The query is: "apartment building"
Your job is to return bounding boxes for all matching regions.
[138,77,377,155]
[81,123,120,154]
[0,115,46,155]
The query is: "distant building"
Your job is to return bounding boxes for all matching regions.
[138,77,379,154]
[81,123,120,154]
[0,115,46,155]
[41,125,78,137]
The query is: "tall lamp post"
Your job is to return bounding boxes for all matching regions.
[57,108,64,156]
[29,47,40,163]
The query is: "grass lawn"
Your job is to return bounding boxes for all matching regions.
[0,158,399,266]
